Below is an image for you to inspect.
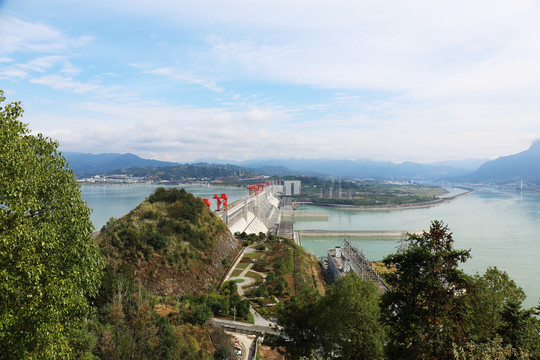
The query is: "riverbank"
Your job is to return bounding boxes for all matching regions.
[298,190,473,211]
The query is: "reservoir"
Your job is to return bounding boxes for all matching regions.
[81,184,248,231]
[81,185,540,308]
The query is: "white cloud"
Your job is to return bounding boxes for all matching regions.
[60,61,81,76]
[30,74,103,94]
[0,14,92,55]
[145,67,223,93]
[19,55,65,72]
[0,68,29,79]
[4,1,540,162]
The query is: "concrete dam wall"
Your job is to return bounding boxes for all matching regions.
[216,187,281,235]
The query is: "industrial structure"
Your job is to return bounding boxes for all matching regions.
[327,240,388,292]
[283,180,301,195]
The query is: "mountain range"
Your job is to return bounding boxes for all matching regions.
[63,152,178,176]
[64,151,484,181]
[65,142,540,187]
[450,141,540,186]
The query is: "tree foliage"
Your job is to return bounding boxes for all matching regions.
[271,290,322,359]
[467,267,526,342]
[381,220,471,359]
[319,274,384,360]
[497,299,540,358]
[0,90,104,359]
[271,274,384,360]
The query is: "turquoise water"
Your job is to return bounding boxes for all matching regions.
[295,189,540,308]
[80,184,248,230]
[81,185,540,307]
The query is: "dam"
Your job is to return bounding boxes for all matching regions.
[214,182,282,235]
[212,182,406,292]
[213,182,419,245]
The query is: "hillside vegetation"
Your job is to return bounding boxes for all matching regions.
[90,187,243,359]
[96,187,240,296]
[108,163,255,182]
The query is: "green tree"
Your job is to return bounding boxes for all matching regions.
[497,300,540,358]
[381,220,471,359]
[271,291,322,359]
[319,273,385,360]
[467,267,526,341]
[453,335,530,360]
[0,91,104,359]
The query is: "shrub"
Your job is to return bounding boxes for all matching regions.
[147,232,168,250]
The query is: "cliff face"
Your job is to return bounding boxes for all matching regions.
[95,187,240,296]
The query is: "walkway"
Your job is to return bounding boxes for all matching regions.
[227,246,279,328]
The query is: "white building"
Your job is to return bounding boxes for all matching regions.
[283,180,301,195]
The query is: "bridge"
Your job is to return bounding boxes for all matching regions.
[210,318,281,336]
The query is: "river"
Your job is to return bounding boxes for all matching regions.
[81,184,540,308]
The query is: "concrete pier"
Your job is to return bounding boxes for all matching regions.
[280,210,328,219]
[298,230,422,237]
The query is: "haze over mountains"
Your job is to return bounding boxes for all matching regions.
[65,142,540,186]
[450,140,540,186]
[216,158,480,180]
[65,151,483,181]
[63,152,178,176]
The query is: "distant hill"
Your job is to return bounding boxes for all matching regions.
[234,158,472,180]
[451,141,540,186]
[109,162,257,181]
[427,158,488,171]
[63,152,178,176]
[67,151,479,181]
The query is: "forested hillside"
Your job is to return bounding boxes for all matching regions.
[108,163,255,182]
[90,187,243,359]
[96,187,240,295]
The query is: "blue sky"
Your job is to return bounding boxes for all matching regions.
[2,0,540,163]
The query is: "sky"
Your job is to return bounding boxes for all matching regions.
[1,0,540,163]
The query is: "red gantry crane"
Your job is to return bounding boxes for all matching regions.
[213,193,228,211]
[202,198,211,209]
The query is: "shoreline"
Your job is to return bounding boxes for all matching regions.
[299,190,473,211]
[77,181,242,188]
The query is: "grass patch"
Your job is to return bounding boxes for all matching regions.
[245,271,264,286]
[231,269,243,277]
[246,311,255,324]
[235,261,250,270]
[247,251,265,260]
[233,278,245,283]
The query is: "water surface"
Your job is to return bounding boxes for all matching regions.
[81,185,540,307]
[295,189,540,307]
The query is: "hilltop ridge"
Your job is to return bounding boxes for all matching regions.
[95,187,240,295]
